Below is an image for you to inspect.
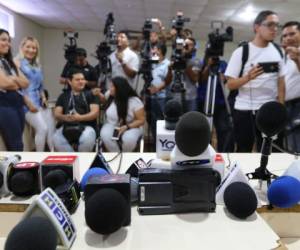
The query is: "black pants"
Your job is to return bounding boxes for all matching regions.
[198,102,234,152]
[233,109,283,152]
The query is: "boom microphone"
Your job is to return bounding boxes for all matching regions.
[5,217,57,250]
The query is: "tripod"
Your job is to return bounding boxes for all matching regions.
[203,60,234,152]
[171,69,187,112]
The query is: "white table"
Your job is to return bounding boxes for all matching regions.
[0,152,289,250]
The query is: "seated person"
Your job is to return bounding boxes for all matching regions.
[53,68,99,152]
[100,76,145,152]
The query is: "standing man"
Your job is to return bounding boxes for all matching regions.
[225,10,286,152]
[110,31,139,89]
[281,21,300,152]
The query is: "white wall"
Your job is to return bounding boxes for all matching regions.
[0,3,43,62]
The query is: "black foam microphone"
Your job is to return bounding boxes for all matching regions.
[175,111,211,156]
[85,188,128,235]
[44,169,69,190]
[247,101,287,184]
[5,217,57,250]
[164,99,183,130]
[84,174,131,234]
[223,182,258,219]
[7,162,40,196]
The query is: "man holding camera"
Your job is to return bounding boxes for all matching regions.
[281,21,300,152]
[225,10,286,152]
[168,37,200,112]
[53,68,99,152]
[60,48,98,90]
[110,31,139,89]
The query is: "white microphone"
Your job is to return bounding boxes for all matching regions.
[23,188,76,249]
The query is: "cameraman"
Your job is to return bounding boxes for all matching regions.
[168,37,200,112]
[60,48,98,90]
[110,31,139,89]
[53,68,99,152]
[198,56,234,152]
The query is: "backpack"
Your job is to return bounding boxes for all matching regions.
[228,42,284,108]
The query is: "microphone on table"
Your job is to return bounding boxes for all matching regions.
[7,161,40,196]
[0,155,21,197]
[80,167,109,191]
[223,182,258,219]
[156,99,182,160]
[268,160,300,208]
[84,174,131,235]
[13,187,77,249]
[5,217,57,250]
[170,111,224,180]
[246,101,287,185]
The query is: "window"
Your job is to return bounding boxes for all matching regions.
[0,8,14,37]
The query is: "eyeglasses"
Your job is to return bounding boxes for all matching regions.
[261,22,281,29]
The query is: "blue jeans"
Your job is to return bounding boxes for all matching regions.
[0,106,25,151]
[53,126,96,152]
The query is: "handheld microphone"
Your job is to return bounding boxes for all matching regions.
[125,158,148,178]
[156,100,182,160]
[23,187,76,249]
[0,155,21,197]
[267,160,300,208]
[5,217,57,250]
[224,182,258,219]
[7,161,40,196]
[247,101,287,184]
[84,174,131,234]
[80,167,108,191]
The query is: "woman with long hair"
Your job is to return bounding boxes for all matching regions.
[15,36,54,151]
[100,76,145,152]
[0,29,29,151]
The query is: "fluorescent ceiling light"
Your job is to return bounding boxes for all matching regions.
[238,5,256,22]
[0,8,15,37]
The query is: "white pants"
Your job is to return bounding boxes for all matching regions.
[100,123,143,152]
[25,108,55,151]
[53,126,96,152]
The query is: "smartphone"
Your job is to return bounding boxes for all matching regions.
[258,62,279,73]
[111,127,120,141]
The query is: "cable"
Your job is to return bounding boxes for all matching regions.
[272,142,300,158]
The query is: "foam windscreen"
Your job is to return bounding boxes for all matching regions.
[224,182,258,219]
[85,188,128,235]
[80,168,108,191]
[256,101,287,137]
[5,217,57,250]
[44,169,68,190]
[10,171,34,196]
[268,176,300,208]
[175,111,210,156]
[164,99,182,130]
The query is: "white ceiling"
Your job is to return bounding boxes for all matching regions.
[0,0,299,42]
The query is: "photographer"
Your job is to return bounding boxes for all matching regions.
[198,56,234,152]
[110,31,139,89]
[281,21,300,152]
[60,48,98,90]
[53,68,99,152]
[225,10,285,152]
[168,37,200,112]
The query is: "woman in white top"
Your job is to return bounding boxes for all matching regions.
[100,76,145,152]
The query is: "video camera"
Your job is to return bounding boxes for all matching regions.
[63,31,79,65]
[95,12,116,62]
[205,21,233,58]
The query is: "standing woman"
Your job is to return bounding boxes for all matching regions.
[15,36,54,151]
[0,29,29,151]
[100,76,145,152]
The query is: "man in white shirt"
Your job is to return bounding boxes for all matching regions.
[110,31,139,89]
[225,10,286,152]
[281,21,300,152]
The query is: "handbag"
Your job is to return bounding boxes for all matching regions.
[62,122,85,145]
